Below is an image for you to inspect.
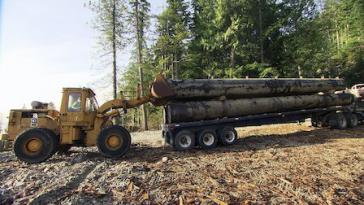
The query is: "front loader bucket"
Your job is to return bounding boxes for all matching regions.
[150,74,176,99]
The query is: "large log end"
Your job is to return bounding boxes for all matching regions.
[151,74,176,99]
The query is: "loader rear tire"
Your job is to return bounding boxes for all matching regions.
[97,125,131,158]
[14,128,57,163]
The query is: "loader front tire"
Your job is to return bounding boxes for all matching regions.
[97,125,131,158]
[14,128,57,163]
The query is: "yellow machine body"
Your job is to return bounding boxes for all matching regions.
[7,87,150,147]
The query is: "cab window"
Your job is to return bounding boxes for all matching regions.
[85,97,97,112]
[68,92,81,112]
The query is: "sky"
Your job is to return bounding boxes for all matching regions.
[0,0,165,130]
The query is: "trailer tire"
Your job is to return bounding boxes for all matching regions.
[328,113,347,129]
[97,125,131,158]
[14,128,57,163]
[311,114,320,127]
[344,113,358,128]
[163,131,173,146]
[174,130,195,151]
[218,127,238,146]
[198,129,218,149]
[311,119,319,127]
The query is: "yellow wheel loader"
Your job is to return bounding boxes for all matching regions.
[5,87,150,163]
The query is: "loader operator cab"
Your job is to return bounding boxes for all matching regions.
[61,88,98,113]
[66,91,98,113]
[60,88,99,131]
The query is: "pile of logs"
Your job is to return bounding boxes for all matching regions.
[151,76,353,123]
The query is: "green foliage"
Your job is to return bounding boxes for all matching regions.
[154,0,190,79]
[89,0,128,52]
[126,0,152,129]
[317,0,364,83]
[92,0,364,129]
[120,48,162,130]
[184,0,320,78]
[128,0,151,45]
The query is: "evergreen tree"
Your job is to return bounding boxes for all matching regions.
[154,0,190,79]
[319,0,364,84]
[95,0,364,129]
[89,0,128,99]
[128,0,151,130]
[121,49,162,129]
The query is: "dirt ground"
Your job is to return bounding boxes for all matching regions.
[0,122,363,204]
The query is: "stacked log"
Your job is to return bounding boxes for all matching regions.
[165,93,353,123]
[151,77,345,100]
[150,75,352,123]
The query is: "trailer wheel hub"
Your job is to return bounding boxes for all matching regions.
[179,135,192,148]
[202,133,215,146]
[224,131,236,143]
[25,138,42,154]
[106,135,122,150]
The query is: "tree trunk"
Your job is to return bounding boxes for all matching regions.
[335,20,340,52]
[135,0,148,130]
[175,53,180,80]
[297,65,302,78]
[112,0,117,100]
[230,46,235,69]
[171,53,176,80]
[258,0,264,63]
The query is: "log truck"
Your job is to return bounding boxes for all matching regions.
[1,75,362,163]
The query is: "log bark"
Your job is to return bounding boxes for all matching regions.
[152,78,345,100]
[166,93,353,123]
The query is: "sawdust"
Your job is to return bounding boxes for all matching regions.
[0,123,363,204]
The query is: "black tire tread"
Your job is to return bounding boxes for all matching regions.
[344,112,358,128]
[218,127,238,146]
[14,128,57,163]
[174,130,195,151]
[96,125,131,158]
[328,113,347,129]
[198,129,218,149]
